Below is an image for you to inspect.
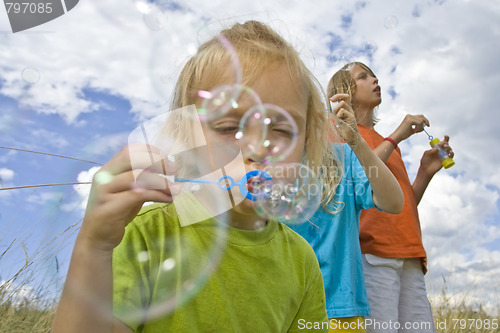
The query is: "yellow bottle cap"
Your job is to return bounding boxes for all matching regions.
[442,158,455,169]
[429,138,440,146]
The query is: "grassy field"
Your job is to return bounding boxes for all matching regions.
[1,231,499,333]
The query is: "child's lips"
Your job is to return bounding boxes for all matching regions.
[246,175,270,194]
[246,177,261,193]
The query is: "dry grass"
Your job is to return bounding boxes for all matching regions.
[0,221,80,333]
[0,266,57,333]
[433,302,500,332]
[429,274,500,333]
[0,292,56,333]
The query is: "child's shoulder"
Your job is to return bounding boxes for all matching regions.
[129,202,178,231]
[137,202,174,217]
[278,223,320,258]
[332,142,360,169]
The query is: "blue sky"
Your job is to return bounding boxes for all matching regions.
[1,0,500,312]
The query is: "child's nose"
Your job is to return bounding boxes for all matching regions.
[243,144,269,164]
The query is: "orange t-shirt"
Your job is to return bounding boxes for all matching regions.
[357,125,426,260]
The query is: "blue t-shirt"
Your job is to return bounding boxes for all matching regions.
[289,143,376,318]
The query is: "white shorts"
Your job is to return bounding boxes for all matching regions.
[362,254,436,333]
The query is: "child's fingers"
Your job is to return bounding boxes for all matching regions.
[97,170,179,195]
[330,94,351,111]
[102,144,172,176]
[438,136,454,158]
[332,102,354,119]
[330,93,350,103]
[335,108,349,122]
[409,115,429,133]
[418,115,430,128]
[103,190,175,214]
[423,117,430,127]
[134,170,181,193]
[127,187,176,204]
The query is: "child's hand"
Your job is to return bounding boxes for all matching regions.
[419,135,454,176]
[392,114,430,143]
[330,93,360,146]
[79,144,179,252]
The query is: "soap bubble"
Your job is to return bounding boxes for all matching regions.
[237,104,298,164]
[198,84,261,122]
[252,163,322,225]
[384,16,399,29]
[341,61,355,71]
[22,67,40,84]
[142,8,168,31]
[112,213,228,322]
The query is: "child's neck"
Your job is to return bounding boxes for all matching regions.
[353,106,374,129]
[221,210,268,230]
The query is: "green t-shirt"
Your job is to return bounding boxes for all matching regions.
[113,203,328,332]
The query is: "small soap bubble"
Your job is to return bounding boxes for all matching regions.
[198,90,212,99]
[342,61,356,71]
[137,251,150,262]
[22,67,40,84]
[94,170,113,185]
[254,220,266,231]
[384,16,399,29]
[161,258,176,271]
[143,9,167,31]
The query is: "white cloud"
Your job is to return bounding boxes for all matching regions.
[428,250,500,314]
[31,129,70,149]
[0,168,15,198]
[0,167,14,181]
[60,166,100,211]
[0,149,17,163]
[82,132,130,157]
[26,191,65,205]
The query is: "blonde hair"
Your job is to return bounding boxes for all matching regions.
[166,20,343,206]
[327,62,378,126]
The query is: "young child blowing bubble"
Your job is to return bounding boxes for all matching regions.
[328,62,454,333]
[51,21,352,333]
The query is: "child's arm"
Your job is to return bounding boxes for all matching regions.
[412,135,453,204]
[331,94,404,214]
[51,145,178,333]
[369,114,453,204]
[372,114,430,163]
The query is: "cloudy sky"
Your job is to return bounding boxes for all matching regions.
[1,0,499,313]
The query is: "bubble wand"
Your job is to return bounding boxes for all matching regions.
[159,170,272,202]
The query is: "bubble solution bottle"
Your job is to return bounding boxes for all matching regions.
[429,138,455,169]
